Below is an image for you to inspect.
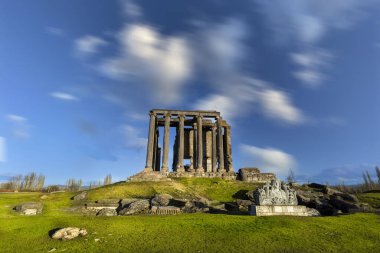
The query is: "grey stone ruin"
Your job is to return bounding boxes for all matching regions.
[250,179,320,216]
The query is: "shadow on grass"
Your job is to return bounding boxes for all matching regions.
[48,228,62,238]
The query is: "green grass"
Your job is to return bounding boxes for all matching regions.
[0,181,380,253]
[87,178,261,202]
[358,193,380,209]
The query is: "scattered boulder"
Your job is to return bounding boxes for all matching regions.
[119,199,150,215]
[151,194,173,207]
[236,199,253,212]
[245,190,255,201]
[209,204,228,214]
[71,191,87,201]
[181,201,209,213]
[120,198,139,208]
[306,207,321,217]
[40,195,49,200]
[14,202,43,215]
[51,227,88,240]
[96,208,117,217]
[296,184,365,215]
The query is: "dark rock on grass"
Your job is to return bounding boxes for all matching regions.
[151,194,173,207]
[120,198,139,208]
[50,227,88,240]
[236,199,253,212]
[209,204,228,214]
[245,190,255,201]
[71,191,87,201]
[96,208,117,217]
[119,199,150,215]
[306,208,321,217]
[181,201,209,213]
[14,202,43,215]
[329,196,361,213]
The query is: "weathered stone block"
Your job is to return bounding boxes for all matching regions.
[249,205,317,216]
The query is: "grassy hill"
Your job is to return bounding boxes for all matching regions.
[0,178,379,253]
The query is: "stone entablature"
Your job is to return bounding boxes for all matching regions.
[144,109,234,175]
[238,168,276,183]
[250,179,320,216]
[254,179,298,205]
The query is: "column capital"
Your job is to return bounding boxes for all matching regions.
[149,111,156,116]
[164,112,171,117]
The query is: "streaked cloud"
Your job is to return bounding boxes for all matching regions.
[240,144,297,178]
[75,35,107,55]
[100,23,192,104]
[192,19,305,124]
[0,136,6,162]
[121,0,142,17]
[45,26,65,36]
[290,49,333,87]
[121,124,147,149]
[50,91,79,101]
[6,114,30,138]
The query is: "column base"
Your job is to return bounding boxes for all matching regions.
[196,166,204,173]
[144,167,153,172]
[161,166,169,172]
[218,169,226,173]
[177,166,185,173]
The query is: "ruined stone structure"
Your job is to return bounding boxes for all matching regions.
[143,109,234,178]
[238,168,276,183]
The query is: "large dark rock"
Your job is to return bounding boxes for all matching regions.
[14,202,43,215]
[329,196,361,213]
[181,201,209,213]
[119,199,150,215]
[151,194,173,207]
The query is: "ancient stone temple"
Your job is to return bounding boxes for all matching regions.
[143,109,234,177]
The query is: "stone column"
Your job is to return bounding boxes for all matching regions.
[161,113,170,172]
[212,125,217,173]
[196,115,204,172]
[217,117,225,173]
[225,126,234,173]
[176,114,185,172]
[189,129,195,172]
[153,128,159,171]
[144,111,156,171]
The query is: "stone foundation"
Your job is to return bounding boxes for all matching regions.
[128,170,237,181]
[238,168,276,183]
[169,171,236,180]
[249,205,312,216]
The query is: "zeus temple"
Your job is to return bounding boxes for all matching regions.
[129,109,275,182]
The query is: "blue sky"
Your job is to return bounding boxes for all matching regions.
[1,0,380,185]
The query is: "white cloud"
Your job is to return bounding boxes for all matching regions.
[121,124,147,149]
[290,49,333,87]
[254,0,377,45]
[75,35,107,55]
[45,26,65,36]
[121,0,142,17]
[100,24,192,104]
[6,114,30,138]
[50,92,79,101]
[6,114,26,122]
[0,137,6,162]
[240,144,296,178]
[259,88,304,124]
